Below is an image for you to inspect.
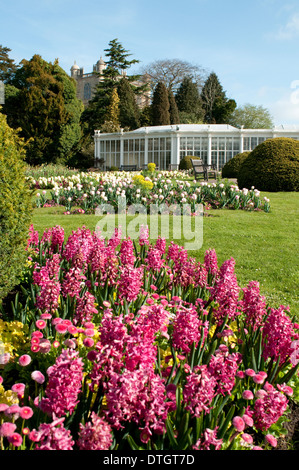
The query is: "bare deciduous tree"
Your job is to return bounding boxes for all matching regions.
[139,59,208,93]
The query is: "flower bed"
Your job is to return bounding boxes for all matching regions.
[32,170,270,214]
[0,224,296,451]
[26,169,192,191]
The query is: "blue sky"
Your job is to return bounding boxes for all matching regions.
[2,0,299,125]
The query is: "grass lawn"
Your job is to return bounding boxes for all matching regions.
[31,190,299,318]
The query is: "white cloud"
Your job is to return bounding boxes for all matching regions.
[249,84,299,125]
[276,12,299,39]
[269,93,299,125]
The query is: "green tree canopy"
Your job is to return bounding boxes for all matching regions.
[0,45,18,82]
[168,89,180,124]
[103,38,139,80]
[117,77,140,130]
[201,72,236,124]
[82,39,142,134]
[228,103,274,129]
[99,87,121,134]
[175,76,204,123]
[106,87,120,126]
[3,55,83,165]
[139,105,153,127]
[151,82,170,126]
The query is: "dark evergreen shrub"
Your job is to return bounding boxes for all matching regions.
[179,155,202,171]
[151,82,170,126]
[237,137,299,192]
[222,152,250,179]
[0,111,32,302]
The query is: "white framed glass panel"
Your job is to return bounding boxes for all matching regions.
[243,137,250,151]
[211,151,217,167]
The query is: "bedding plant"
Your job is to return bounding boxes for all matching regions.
[32,170,270,215]
[0,223,298,451]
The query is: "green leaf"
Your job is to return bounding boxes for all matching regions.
[165,416,178,448]
[217,405,235,439]
[277,362,299,385]
[127,434,142,450]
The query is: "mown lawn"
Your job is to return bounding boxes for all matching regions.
[31,190,299,318]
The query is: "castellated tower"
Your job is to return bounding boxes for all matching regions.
[70,57,107,107]
[70,56,150,108]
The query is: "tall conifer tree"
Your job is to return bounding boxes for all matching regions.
[117,77,140,130]
[0,45,18,82]
[175,76,204,123]
[105,87,120,126]
[168,89,180,124]
[201,72,236,124]
[82,39,142,134]
[151,82,170,126]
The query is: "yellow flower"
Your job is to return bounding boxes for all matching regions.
[25,259,33,267]
[225,321,238,348]
[132,174,145,185]
[159,346,177,368]
[0,385,19,406]
[0,320,29,357]
[147,163,156,172]
[209,324,217,338]
[209,321,238,347]
[141,180,154,191]
[76,327,100,350]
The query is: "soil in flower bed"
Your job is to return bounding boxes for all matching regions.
[276,400,299,450]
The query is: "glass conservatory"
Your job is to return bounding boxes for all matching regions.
[94,124,299,171]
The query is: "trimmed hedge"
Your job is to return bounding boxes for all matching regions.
[222,152,250,179]
[179,155,202,171]
[237,137,299,192]
[0,111,32,302]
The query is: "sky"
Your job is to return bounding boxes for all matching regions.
[2,0,299,126]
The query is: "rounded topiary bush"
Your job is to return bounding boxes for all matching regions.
[0,111,32,302]
[222,152,250,179]
[179,155,202,171]
[237,137,299,192]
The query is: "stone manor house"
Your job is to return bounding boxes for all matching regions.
[70,56,151,108]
